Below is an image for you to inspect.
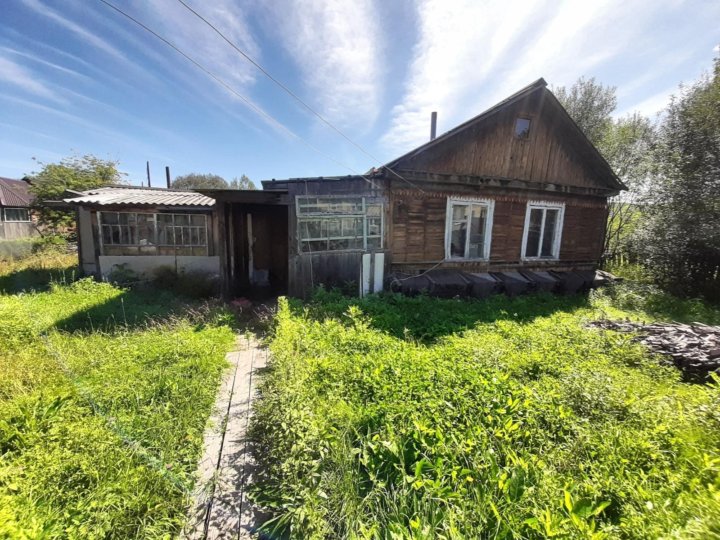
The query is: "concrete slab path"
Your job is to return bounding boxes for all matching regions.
[184,335,268,539]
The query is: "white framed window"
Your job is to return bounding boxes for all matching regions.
[444,198,494,260]
[521,202,565,260]
[99,211,208,250]
[296,196,383,253]
[4,207,30,222]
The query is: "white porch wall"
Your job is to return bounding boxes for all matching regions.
[98,255,220,278]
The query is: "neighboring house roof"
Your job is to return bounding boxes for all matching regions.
[0,177,34,207]
[381,78,626,193]
[64,185,215,207]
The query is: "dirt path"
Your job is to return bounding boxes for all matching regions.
[184,335,268,539]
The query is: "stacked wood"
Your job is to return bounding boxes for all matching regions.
[589,320,720,379]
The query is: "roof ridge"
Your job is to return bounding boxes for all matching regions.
[382,78,547,170]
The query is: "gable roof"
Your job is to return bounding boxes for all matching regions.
[0,177,34,207]
[382,78,626,193]
[64,185,215,208]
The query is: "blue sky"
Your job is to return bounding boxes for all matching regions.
[1,0,718,186]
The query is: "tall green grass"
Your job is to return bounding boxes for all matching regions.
[251,289,720,539]
[0,275,235,537]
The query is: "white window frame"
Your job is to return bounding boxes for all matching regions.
[98,211,209,255]
[3,207,31,222]
[521,201,565,260]
[444,197,494,260]
[296,195,383,253]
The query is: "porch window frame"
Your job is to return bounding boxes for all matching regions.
[444,197,495,261]
[520,201,565,260]
[3,207,31,222]
[97,210,209,256]
[295,195,384,253]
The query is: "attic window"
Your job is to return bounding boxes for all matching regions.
[514,117,531,139]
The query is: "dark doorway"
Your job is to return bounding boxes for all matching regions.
[230,204,288,298]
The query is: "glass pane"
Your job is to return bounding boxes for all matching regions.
[541,209,559,257]
[366,203,382,216]
[119,213,130,225]
[102,212,118,225]
[450,221,467,258]
[191,214,205,226]
[525,208,542,257]
[5,208,29,221]
[198,228,207,246]
[367,236,381,250]
[137,214,154,245]
[102,226,113,245]
[515,117,531,138]
[174,214,189,226]
[157,213,173,224]
[341,217,362,237]
[328,238,350,250]
[300,219,323,239]
[467,205,487,258]
[451,204,467,221]
[367,217,381,236]
[326,218,341,237]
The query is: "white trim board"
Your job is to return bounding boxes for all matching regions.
[520,201,565,260]
[444,197,495,260]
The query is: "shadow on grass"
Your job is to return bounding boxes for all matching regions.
[0,264,78,294]
[53,286,217,333]
[292,289,592,343]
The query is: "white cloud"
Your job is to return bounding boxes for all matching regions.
[381,0,553,152]
[0,46,90,80]
[137,0,261,90]
[379,0,675,155]
[0,55,62,102]
[20,0,127,61]
[263,0,383,130]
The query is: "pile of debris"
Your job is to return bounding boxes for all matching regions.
[589,320,720,380]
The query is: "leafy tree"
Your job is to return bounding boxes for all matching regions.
[555,78,655,260]
[29,154,123,230]
[635,57,720,301]
[228,174,256,190]
[553,77,617,145]
[598,113,656,259]
[171,173,228,189]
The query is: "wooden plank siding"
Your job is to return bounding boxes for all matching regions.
[391,88,615,193]
[389,188,607,271]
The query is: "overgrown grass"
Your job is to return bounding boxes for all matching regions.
[0,261,235,537]
[251,288,720,539]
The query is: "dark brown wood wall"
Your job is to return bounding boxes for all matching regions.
[395,89,608,191]
[389,188,607,269]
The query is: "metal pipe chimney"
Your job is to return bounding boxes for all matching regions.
[430,111,437,141]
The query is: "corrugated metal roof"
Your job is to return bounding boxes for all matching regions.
[64,186,215,207]
[0,177,34,207]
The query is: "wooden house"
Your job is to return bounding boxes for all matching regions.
[0,177,36,240]
[66,79,624,297]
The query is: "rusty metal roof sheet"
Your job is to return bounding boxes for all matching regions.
[0,177,34,207]
[64,186,215,207]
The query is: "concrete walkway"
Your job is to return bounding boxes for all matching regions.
[184,335,268,539]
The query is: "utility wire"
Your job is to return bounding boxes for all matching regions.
[97,0,380,189]
[172,0,424,193]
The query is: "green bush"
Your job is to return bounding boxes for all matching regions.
[251,292,720,539]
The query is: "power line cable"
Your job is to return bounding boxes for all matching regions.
[97,0,380,189]
[172,0,424,193]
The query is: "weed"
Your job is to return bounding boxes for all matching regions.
[251,288,720,539]
[0,259,235,538]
